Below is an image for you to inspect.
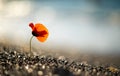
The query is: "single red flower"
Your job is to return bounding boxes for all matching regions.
[29,22,49,55]
[29,23,49,42]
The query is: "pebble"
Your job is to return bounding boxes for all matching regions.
[38,71,43,76]
[27,68,33,73]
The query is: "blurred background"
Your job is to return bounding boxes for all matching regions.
[0,0,120,54]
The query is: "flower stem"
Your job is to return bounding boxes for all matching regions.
[30,35,34,55]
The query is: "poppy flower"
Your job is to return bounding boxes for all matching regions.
[29,23,49,42]
[29,22,49,55]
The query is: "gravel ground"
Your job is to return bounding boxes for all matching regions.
[0,43,120,76]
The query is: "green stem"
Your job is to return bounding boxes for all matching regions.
[30,35,34,55]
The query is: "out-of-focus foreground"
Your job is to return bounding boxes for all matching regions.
[0,42,120,76]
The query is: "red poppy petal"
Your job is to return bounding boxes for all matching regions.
[34,23,49,42]
[29,23,34,30]
[39,30,48,37]
[37,35,48,42]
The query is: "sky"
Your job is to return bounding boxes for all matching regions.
[0,0,120,54]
